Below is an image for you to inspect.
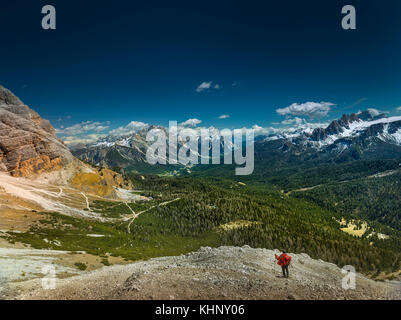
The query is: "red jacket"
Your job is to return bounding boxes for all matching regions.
[275,253,291,266]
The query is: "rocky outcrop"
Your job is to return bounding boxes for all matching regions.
[311,113,360,141]
[12,246,401,300]
[71,166,133,198]
[0,85,73,177]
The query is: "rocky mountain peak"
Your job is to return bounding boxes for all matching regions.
[357,109,386,121]
[0,85,73,177]
[0,85,24,106]
[310,110,391,142]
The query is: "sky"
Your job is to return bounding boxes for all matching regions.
[1,0,401,144]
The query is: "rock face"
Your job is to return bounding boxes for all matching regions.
[311,113,361,141]
[0,85,73,177]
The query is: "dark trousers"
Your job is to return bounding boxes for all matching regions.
[281,265,289,278]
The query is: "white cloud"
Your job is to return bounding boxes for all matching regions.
[218,114,230,119]
[180,118,202,127]
[57,120,149,145]
[396,106,401,112]
[196,81,221,93]
[250,118,331,138]
[281,117,305,125]
[56,121,110,135]
[196,82,211,92]
[62,134,108,146]
[276,101,335,118]
[109,121,149,136]
[367,108,380,116]
[56,120,112,146]
[252,124,270,136]
[356,108,384,117]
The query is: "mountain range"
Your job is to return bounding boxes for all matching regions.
[71,108,401,173]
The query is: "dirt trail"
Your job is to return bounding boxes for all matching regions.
[127,198,181,233]
[285,185,322,195]
[124,202,135,215]
[81,192,92,211]
[0,172,102,220]
[0,172,147,223]
[10,246,401,300]
[286,169,401,195]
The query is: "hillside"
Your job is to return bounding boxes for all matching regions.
[0,87,140,291]
[9,246,400,300]
[290,169,401,230]
[0,86,134,216]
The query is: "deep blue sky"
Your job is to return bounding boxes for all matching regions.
[1,0,401,138]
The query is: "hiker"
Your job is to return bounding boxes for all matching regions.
[275,251,291,278]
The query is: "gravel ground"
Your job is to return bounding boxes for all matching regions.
[8,246,401,300]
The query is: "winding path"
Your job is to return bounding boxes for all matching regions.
[81,192,92,211]
[127,198,181,233]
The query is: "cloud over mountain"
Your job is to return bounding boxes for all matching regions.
[56,121,110,135]
[109,121,149,136]
[281,117,305,125]
[276,102,335,118]
[180,118,202,127]
[62,134,108,145]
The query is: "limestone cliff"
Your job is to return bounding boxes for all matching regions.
[0,85,73,177]
[0,85,132,202]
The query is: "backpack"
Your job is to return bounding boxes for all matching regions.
[282,254,291,266]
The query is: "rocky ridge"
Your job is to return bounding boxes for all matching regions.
[0,85,73,177]
[12,246,401,300]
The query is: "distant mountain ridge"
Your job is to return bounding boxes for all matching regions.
[71,125,233,173]
[71,109,401,173]
[221,109,396,172]
[71,126,165,173]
